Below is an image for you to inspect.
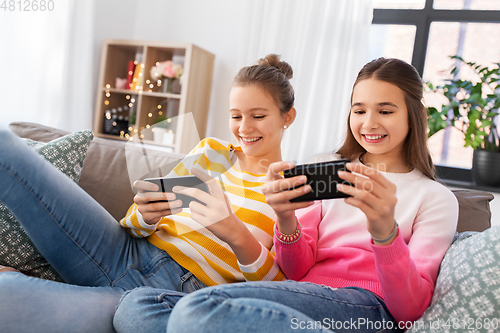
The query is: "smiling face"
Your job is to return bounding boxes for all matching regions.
[349,78,410,170]
[229,85,293,167]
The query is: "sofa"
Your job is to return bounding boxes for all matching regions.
[2,122,499,332]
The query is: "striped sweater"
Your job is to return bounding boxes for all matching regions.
[120,138,285,286]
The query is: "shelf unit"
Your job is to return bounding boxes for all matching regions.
[93,39,215,154]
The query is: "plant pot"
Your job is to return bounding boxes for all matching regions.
[472,150,500,187]
[153,127,168,143]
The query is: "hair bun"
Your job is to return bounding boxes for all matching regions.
[257,54,293,80]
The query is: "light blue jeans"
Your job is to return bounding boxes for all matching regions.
[166,282,402,333]
[0,130,206,333]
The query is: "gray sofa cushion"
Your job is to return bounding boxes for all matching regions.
[452,189,493,232]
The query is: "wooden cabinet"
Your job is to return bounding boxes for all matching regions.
[93,39,215,153]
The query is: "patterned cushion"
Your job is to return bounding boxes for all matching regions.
[408,227,500,333]
[0,130,94,281]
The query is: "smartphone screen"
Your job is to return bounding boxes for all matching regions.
[283,159,353,202]
[144,175,210,208]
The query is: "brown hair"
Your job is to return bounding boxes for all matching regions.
[233,54,295,114]
[336,57,435,180]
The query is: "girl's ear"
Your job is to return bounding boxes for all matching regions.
[284,107,297,127]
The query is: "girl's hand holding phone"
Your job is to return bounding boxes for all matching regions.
[173,167,262,265]
[337,163,398,245]
[262,161,315,234]
[172,167,237,242]
[133,180,183,225]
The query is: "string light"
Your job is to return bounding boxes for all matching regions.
[106,84,111,89]
[148,113,153,117]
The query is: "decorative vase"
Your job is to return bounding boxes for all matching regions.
[472,150,500,187]
[162,78,174,93]
[153,127,168,143]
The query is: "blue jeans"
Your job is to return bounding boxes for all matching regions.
[0,130,206,333]
[167,281,402,333]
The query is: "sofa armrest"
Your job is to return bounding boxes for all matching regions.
[452,189,493,232]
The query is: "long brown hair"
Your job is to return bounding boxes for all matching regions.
[337,57,435,180]
[233,54,294,115]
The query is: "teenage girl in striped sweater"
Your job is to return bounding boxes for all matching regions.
[165,58,459,333]
[0,54,295,333]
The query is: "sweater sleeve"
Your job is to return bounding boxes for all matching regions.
[237,243,286,282]
[274,202,323,280]
[372,186,458,324]
[119,203,160,237]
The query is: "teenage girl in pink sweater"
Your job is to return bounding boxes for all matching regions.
[166,58,459,333]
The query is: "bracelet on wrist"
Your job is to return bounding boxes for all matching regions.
[275,219,302,244]
[371,221,398,243]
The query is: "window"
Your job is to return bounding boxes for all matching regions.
[370,0,500,183]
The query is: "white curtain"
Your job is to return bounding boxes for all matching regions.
[0,0,95,132]
[237,0,373,163]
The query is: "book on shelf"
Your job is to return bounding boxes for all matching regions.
[126,61,136,90]
[130,63,144,91]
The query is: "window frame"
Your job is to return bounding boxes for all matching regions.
[372,0,500,192]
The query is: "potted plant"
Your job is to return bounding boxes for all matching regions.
[426,56,500,187]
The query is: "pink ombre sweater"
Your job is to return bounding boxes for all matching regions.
[274,168,458,324]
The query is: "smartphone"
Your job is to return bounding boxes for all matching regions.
[144,175,210,208]
[283,159,353,202]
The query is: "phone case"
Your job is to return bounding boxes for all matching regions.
[283,159,353,202]
[144,175,210,208]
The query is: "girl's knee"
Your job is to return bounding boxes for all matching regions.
[114,288,152,331]
[114,287,185,333]
[0,271,26,291]
[168,291,221,332]
[0,130,17,145]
